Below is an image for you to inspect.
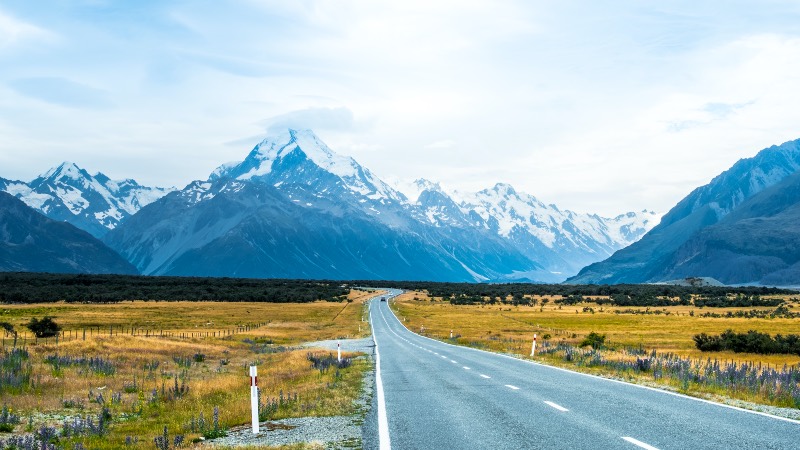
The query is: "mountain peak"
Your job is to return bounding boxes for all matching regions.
[492,182,517,194]
[414,178,443,192]
[39,161,89,182]
[210,128,403,204]
[214,128,360,181]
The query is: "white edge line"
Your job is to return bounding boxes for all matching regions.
[370,297,391,450]
[622,436,659,450]
[544,400,569,412]
[382,290,800,425]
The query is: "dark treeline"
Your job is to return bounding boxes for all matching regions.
[694,330,800,356]
[1,274,796,305]
[350,280,796,307]
[0,273,349,303]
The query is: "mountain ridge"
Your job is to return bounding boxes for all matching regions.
[3,128,657,281]
[103,129,655,282]
[1,162,175,238]
[0,191,137,274]
[568,138,800,285]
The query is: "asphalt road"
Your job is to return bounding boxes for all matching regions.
[368,290,800,450]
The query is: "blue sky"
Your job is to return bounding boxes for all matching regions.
[2,1,800,216]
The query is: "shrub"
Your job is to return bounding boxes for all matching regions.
[579,331,606,349]
[26,317,61,338]
[693,330,800,355]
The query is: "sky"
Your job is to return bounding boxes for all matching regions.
[2,1,800,216]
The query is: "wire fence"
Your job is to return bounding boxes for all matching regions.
[1,321,270,348]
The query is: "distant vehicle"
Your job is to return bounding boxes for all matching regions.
[380,297,387,302]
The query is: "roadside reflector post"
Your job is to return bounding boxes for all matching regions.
[337,341,342,362]
[249,366,259,434]
[450,330,453,339]
[531,334,537,357]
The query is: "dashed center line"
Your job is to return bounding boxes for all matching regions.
[544,401,569,412]
[622,437,660,450]
[441,355,447,359]
[505,384,520,390]
[480,374,491,379]
[450,360,458,364]
[463,366,471,370]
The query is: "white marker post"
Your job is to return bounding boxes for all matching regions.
[530,333,537,357]
[337,341,342,362]
[249,366,259,434]
[450,330,453,339]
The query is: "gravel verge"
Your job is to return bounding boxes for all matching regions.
[204,337,376,449]
[302,337,375,354]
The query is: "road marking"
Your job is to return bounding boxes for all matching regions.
[505,384,520,390]
[441,355,447,359]
[450,360,458,364]
[370,298,391,450]
[463,366,471,370]
[544,401,569,412]
[480,374,491,379]
[622,437,659,450]
[383,302,800,426]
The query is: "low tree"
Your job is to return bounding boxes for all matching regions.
[26,316,61,338]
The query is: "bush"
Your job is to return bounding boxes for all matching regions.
[693,330,800,355]
[26,317,61,338]
[579,331,606,349]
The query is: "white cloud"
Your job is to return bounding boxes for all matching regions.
[260,107,359,134]
[2,3,800,216]
[0,10,52,48]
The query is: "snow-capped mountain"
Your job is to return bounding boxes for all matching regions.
[102,129,656,282]
[0,162,176,238]
[104,176,541,280]
[569,137,800,284]
[408,180,658,277]
[211,129,405,202]
[209,129,422,230]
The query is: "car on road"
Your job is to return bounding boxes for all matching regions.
[380,297,386,302]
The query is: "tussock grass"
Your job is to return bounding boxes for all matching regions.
[0,290,375,449]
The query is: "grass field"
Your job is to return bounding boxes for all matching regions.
[0,289,378,449]
[391,291,800,409]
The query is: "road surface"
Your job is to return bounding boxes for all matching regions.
[367,290,800,450]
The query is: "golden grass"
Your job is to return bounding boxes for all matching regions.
[0,289,378,449]
[391,291,800,407]
[392,293,800,364]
